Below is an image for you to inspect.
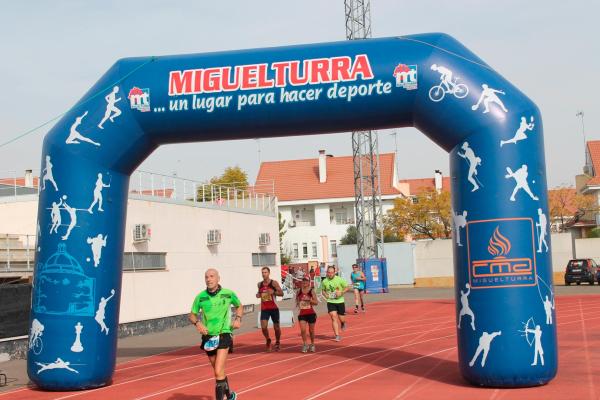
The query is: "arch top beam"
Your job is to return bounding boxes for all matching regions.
[47,33,534,173]
[31,32,556,391]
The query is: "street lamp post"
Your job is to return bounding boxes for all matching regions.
[576,111,586,163]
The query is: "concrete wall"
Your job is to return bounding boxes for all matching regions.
[337,242,415,286]
[575,237,600,260]
[0,197,279,323]
[410,233,600,287]
[414,239,455,287]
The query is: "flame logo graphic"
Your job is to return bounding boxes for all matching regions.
[487,227,511,257]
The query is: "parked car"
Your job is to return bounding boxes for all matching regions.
[564,259,598,285]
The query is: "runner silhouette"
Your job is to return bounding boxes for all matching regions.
[98,86,122,129]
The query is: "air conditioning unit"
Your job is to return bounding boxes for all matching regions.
[259,232,270,246]
[207,229,221,245]
[133,224,151,242]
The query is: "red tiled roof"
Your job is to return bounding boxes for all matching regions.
[0,177,39,187]
[255,153,401,202]
[586,140,600,185]
[399,176,451,195]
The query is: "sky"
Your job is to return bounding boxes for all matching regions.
[0,1,598,188]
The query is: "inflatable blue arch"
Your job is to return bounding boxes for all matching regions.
[30,33,557,390]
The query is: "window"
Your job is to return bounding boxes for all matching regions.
[302,242,308,258]
[123,252,167,271]
[330,240,337,257]
[335,210,346,224]
[293,243,299,259]
[252,253,276,267]
[311,242,317,257]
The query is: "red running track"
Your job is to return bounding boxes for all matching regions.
[2,295,600,400]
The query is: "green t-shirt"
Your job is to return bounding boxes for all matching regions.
[321,276,348,304]
[191,287,241,335]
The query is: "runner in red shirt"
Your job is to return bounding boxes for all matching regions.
[296,276,318,353]
[256,267,284,351]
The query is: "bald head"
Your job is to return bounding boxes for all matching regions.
[205,268,220,290]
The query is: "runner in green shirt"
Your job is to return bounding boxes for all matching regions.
[321,265,349,341]
[189,268,243,400]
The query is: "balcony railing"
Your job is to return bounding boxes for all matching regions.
[0,169,277,215]
[0,234,36,271]
[128,170,277,215]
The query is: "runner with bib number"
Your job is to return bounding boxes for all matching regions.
[321,265,349,341]
[189,268,243,400]
[351,263,367,313]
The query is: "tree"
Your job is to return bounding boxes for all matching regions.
[548,186,599,232]
[210,166,248,190]
[548,187,575,232]
[340,225,358,245]
[278,212,291,265]
[385,189,452,240]
[197,165,249,201]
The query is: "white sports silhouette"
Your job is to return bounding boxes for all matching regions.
[543,295,555,325]
[472,84,508,114]
[505,164,538,201]
[98,86,122,129]
[41,155,58,191]
[50,199,63,234]
[66,111,100,146]
[60,196,78,240]
[36,358,79,374]
[457,142,482,192]
[525,325,545,366]
[87,234,108,267]
[501,116,535,147]
[29,319,44,351]
[536,208,548,253]
[95,289,116,335]
[469,331,502,367]
[457,283,476,330]
[88,173,111,213]
[453,210,468,246]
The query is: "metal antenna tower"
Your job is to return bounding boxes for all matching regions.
[345,0,384,259]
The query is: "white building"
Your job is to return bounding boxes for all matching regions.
[0,172,279,323]
[256,151,446,265]
[574,140,600,235]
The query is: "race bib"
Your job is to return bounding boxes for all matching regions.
[328,292,338,299]
[353,282,361,289]
[203,335,220,351]
[261,292,273,302]
[300,300,311,310]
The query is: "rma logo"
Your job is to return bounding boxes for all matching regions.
[466,218,537,289]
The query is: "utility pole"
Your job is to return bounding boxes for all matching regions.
[345,0,384,259]
[576,111,587,164]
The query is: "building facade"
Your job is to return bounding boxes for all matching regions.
[256,150,449,266]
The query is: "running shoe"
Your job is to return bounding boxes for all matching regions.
[265,338,272,352]
[309,344,316,352]
[362,307,366,313]
[227,392,237,400]
[302,344,308,353]
[335,335,342,342]
[274,341,281,352]
[354,307,358,314]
